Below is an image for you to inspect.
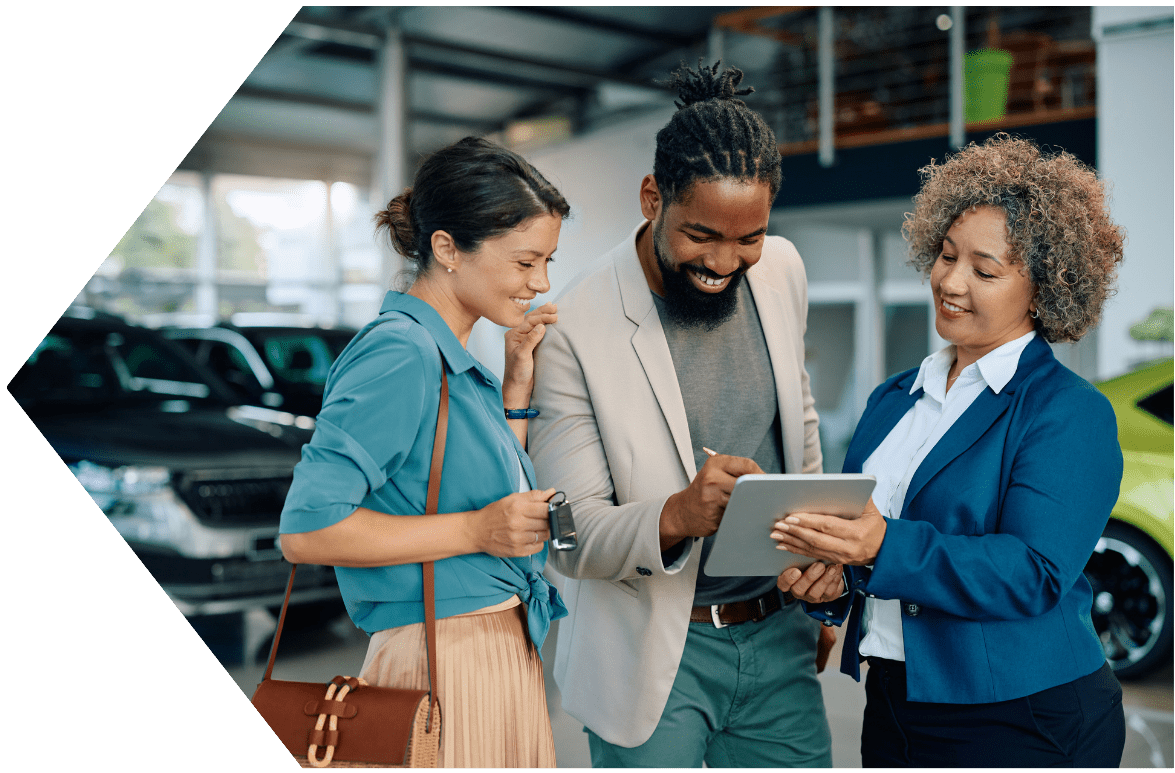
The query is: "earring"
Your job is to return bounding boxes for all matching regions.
[447,268,453,273]
[1031,308,1039,319]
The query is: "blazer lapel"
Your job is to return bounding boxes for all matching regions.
[844,372,920,474]
[900,337,1052,514]
[616,224,697,480]
[747,273,805,473]
[901,389,1011,514]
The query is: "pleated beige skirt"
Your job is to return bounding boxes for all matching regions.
[359,597,556,768]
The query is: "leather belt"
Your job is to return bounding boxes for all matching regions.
[690,589,790,628]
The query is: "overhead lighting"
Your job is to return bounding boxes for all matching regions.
[506,116,571,151]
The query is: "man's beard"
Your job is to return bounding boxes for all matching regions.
[653,221,747,331]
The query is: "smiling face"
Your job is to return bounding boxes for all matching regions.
[931,205,1037,364]
[639,176,773,329]
[452,213,561,330]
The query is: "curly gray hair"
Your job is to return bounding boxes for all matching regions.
[903,134,1125,343]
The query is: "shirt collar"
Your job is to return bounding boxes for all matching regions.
[379,291,490,380]
[911,330,1037,398]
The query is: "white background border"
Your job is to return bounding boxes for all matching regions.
[2,3,303,769]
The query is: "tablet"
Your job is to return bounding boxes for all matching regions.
[703,474,877,577]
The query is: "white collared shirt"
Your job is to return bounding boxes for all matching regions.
[857,331,1037,661]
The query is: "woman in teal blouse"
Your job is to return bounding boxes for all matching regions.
[280,137,570,766]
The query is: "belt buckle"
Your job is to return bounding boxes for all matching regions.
[709,605,728,629]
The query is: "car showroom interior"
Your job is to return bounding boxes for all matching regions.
[6,5,1172,769]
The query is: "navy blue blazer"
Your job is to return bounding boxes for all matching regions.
[808,336,1122,703]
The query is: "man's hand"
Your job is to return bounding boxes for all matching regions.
[659,453,762,551]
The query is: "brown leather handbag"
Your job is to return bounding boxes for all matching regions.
[251,372,450,767]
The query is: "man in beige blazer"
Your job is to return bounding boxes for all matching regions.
[529,62,834,767]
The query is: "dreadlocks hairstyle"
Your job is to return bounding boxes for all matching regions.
[652,60,783,205]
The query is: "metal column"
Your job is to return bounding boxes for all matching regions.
[949,7,966,148]
[373,24,408,290]
[818,6,835,168]
[855,229,883,411]
[708,25,725,65]
[194,172,218,318]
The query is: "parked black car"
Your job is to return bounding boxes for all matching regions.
[8,308,340,620]
[161,322,356,419]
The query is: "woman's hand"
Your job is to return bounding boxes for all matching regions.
[503,302,557,403]
[771,498,887,566]
[777,560,845,603]
[469,488,556,558]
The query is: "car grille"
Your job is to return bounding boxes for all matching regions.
[173,469,292,526]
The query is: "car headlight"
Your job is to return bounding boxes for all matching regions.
[71,460,171,509]
[68,460,250,558]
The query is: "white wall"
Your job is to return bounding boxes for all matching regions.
[525,108,675,299]
[1094,7,1175,378]
[463,108,674,378]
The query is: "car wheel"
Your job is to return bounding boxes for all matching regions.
[1084,520,1174,679]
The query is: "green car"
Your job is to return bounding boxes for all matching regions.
[1084,358,1174,679]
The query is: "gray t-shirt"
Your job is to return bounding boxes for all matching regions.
[653,281,784,606]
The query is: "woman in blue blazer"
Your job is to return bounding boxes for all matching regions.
[774,134,1127,767]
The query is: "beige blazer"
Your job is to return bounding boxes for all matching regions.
[529,222,822,748]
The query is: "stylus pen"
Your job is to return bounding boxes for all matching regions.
[702,447,718,457]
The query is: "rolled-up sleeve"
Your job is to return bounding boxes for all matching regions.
[280,325,428,534]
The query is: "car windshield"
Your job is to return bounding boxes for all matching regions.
[9,322,230,411]
[245,329,355,387]
[1138,383,1173,426]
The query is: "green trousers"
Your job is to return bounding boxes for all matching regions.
[587,602,832,767]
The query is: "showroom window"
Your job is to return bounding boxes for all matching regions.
[91,171,204,320]
[213,174,329,319]
[84,173,385,329]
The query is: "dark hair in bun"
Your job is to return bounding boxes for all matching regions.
[653,60,782,205]
[375,136,570,283]
[374,188,416,260]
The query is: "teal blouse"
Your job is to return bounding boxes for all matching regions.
[279,291,566,651]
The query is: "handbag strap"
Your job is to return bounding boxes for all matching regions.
[262,369,450,720]
[421,370,447,732]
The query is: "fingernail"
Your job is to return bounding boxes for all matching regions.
[785,516,799,525]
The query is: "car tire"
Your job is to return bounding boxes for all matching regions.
[1084,519,1174,680]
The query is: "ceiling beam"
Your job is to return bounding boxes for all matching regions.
[226,85,506,134]
[232,85,373,114]
[409,110,503,132]
[275,15,673,93]
[712,6,811,47]
[403,35,666,92]
[266,9,388,60]
[501,6,701,47]
[408,58,591,95]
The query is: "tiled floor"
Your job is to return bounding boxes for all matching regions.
[229,613,1172,768]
